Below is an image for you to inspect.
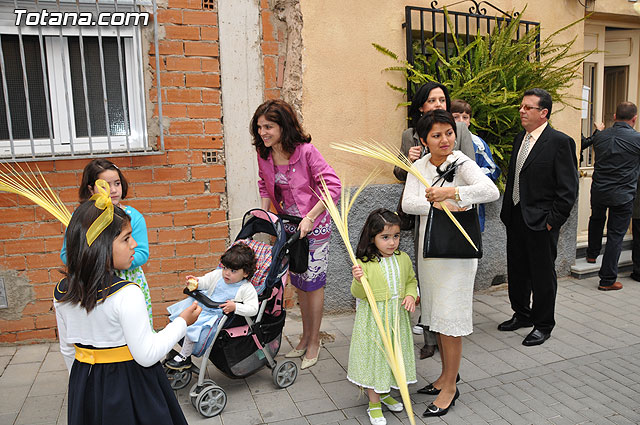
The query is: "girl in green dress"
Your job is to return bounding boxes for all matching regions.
[348,209,418,425]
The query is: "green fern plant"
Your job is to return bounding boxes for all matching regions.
[374,9,592,190]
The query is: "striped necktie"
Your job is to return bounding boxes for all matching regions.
[512,133,532,205]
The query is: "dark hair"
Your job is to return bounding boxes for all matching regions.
[450,99,472,115]
[60,200,131,312]
[523,88,553,118]
[250,100,312,160]
[615,101,637,121]
[409,82,451,127]
[415,109,458,142]
[221,244,257,279]
[355,208,402,262]
[79,159,129,202]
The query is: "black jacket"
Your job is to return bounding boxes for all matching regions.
[589,121,640,206]
[501,125,579,231]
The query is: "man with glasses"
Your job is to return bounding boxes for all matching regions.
[498,88,579,346]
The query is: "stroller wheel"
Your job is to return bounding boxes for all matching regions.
[189,379,216,408]
[196,385,227,417]
[165,367,192,390]
[273,360,298,388]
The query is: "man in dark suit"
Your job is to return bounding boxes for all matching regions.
[498,88,579,346]
[583,102,640,290]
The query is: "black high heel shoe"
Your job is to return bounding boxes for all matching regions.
[422,388,459,417]
[417,373,460,395]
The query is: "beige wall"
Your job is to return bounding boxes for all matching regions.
[299,1,590,184]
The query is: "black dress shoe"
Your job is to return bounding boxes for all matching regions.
[497,316,533,331]
[422,388,459,417]
[417,374,460,395]
[522,329,551,346]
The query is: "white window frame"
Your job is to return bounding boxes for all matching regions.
[0,1,149,158]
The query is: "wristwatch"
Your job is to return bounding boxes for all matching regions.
[454,187,461,202]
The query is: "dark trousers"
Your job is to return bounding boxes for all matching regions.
[632,218,640,279]
[586,200,633,286]
[506,204,559,333]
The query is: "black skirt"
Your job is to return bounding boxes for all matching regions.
[68,359,188,425]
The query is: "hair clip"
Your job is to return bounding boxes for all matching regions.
[86,179,114,246]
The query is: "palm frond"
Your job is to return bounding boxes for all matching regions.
[0,162,72,226]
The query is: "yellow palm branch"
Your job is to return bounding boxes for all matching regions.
[0,162,72,227]
[331,139,477,251]
[316,172,416,425]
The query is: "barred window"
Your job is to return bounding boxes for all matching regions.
[0,0,154,159]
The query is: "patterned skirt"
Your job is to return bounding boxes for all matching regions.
[285,215,332,292]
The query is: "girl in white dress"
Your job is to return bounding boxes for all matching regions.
[402,110,499,417]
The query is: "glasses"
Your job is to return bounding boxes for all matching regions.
[520,104,543,111]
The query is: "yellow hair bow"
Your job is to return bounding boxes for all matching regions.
[86,179,114,246]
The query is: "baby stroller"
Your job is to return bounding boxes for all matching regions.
[164,209,302,417]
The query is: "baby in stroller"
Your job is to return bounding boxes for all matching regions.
[165,243,259,370]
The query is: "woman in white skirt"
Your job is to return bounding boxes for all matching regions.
[402,110,499,417]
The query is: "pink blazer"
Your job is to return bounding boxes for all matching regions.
[257,143,342,227]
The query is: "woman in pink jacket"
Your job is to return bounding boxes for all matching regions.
[251,100,341,369]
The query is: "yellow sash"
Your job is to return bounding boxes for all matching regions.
[74,345,133,364]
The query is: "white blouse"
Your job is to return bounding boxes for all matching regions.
[55,284,187,372]
[402,150,499,216]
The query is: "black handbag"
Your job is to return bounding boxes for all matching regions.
[423,205,482,258]
[279,214,310,273]
[422,159,483,259]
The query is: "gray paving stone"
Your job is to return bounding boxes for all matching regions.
[11,345,49,365]
[297,396,338,416]
[39,352,67,373]
[322,381,366,409]
[0,412,18,425]
[220,407,262,424]
[0,384,29,415]
[15,394,64,425]
[306,410,346,424]
[288,373,328,402]
[466,400,501,421]
[0,346,17,357]
[493,405,530,425]
[0,356,10,375]
[269,418,311,425]
[183,408,222,425]
[0,363,40,387]
[309,357,347,384]
[29,371,68,397]
[254,390,301,422]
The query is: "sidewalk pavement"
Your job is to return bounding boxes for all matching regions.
[1,274,640,425]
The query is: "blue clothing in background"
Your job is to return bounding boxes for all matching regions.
[471,133,500,231]
[61,204,149,268]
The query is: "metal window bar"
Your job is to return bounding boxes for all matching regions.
[56,0,76,156]
[0,0,163,161]
[94,0,113,152]
[13,0,35,155]
[35,0,56,155]
[403,1,540,101]
[74,0,94,154]
[112,0,132,152]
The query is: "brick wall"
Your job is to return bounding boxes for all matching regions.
[260,0,284,100]
[0,0,227,343]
